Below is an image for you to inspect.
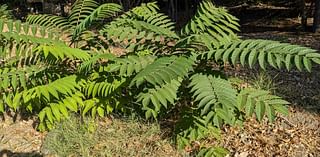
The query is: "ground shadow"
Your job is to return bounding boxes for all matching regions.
[224,57,320,114]
[0,149,42,157]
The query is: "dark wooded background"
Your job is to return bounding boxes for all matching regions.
[1,0,320,32]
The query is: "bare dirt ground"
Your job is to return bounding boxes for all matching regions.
[0,114,44,157]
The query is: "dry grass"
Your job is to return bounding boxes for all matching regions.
[41,116,181,157]
[92,118,181,157]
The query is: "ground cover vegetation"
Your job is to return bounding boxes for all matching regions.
[1,0,320,156]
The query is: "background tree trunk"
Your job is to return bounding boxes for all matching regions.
[301,0,307,30]
[313,0,320,32]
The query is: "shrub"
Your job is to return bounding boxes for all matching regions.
[1,0,320,156]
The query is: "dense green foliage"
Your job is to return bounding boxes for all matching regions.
[0,4,13,20]
[1,0,319,156]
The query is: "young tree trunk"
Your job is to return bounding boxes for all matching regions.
[313,0,320,32]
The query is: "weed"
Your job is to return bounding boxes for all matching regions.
[251,72,278,93]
